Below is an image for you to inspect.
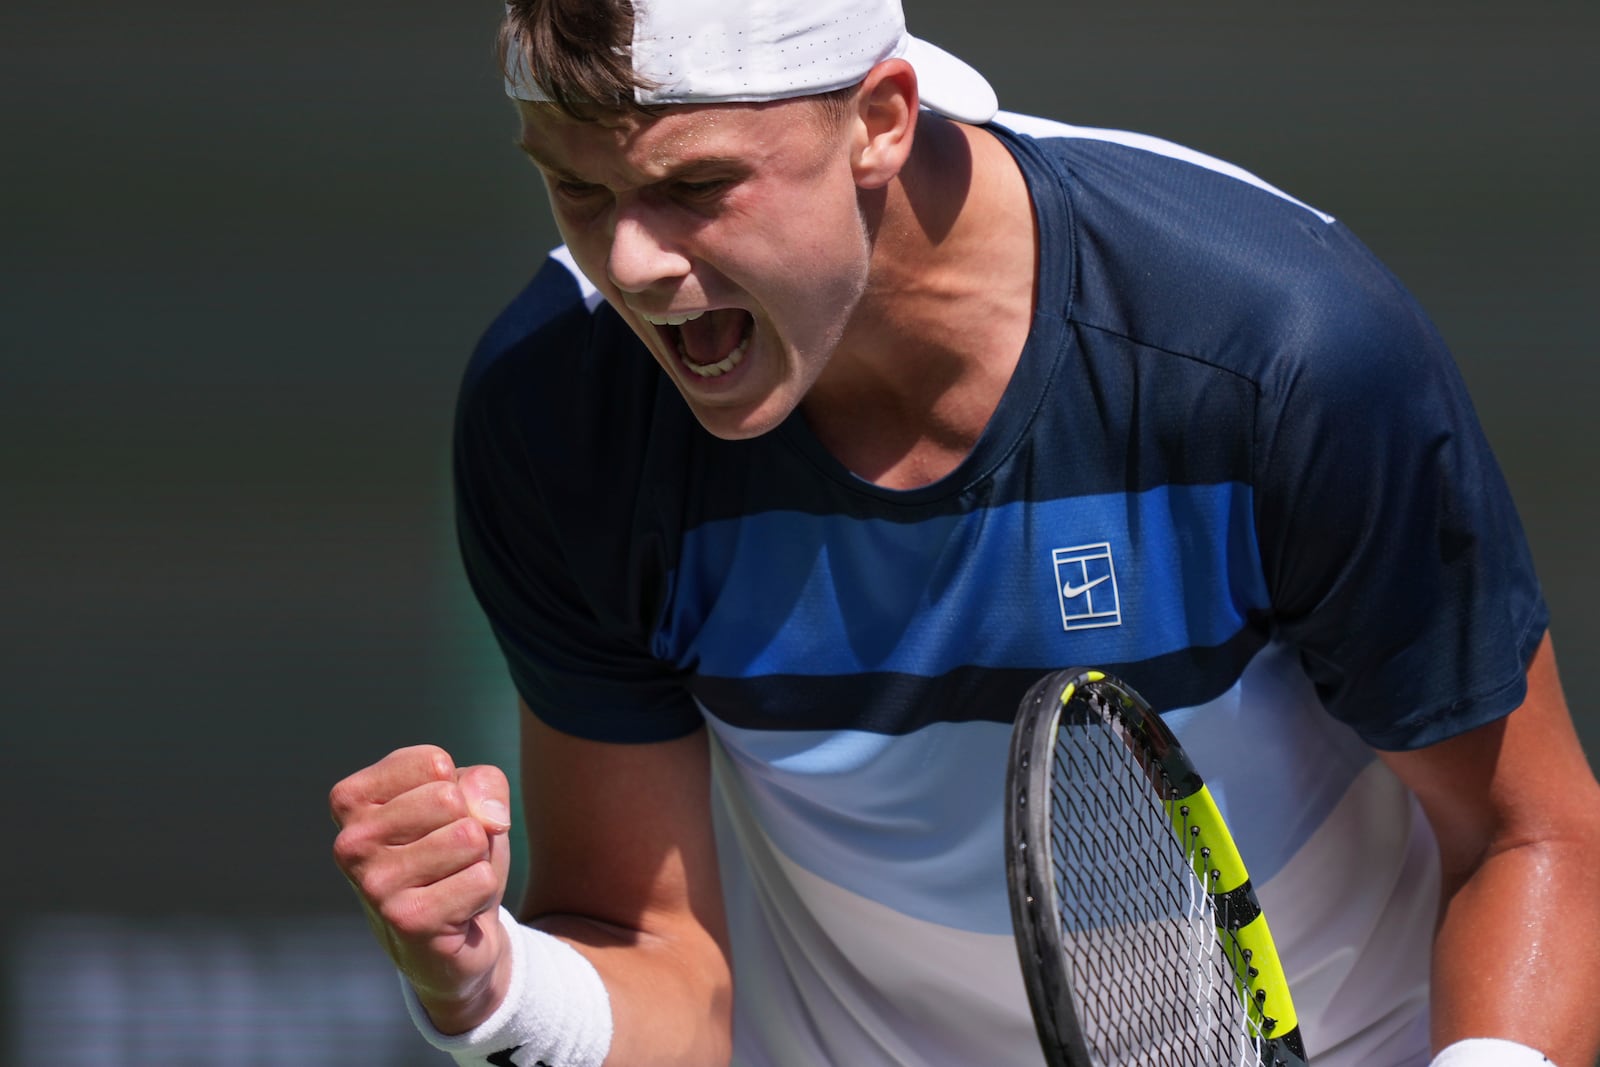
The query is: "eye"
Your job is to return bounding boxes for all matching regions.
[553,178,605,201]
[672,178,733,203]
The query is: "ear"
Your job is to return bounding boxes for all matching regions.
[850,58,918,190]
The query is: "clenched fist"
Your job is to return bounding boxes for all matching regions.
[330,745,515,1033]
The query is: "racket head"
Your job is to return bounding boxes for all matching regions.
[1005,668,1309,1067]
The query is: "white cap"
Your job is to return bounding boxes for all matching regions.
[504,0,999,125]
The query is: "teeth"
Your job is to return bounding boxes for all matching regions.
[681,333,749,378]
[640,309,705,326]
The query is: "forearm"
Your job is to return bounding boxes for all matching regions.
[532,912,733,1067]
[1430,831,1600,1066]
[404,905,729,1067]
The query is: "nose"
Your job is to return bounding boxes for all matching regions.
[605,200,692,294]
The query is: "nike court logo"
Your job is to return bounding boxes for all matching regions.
[1052,541,1123,631]
[1060,574,1111,599]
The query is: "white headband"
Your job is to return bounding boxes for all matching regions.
[504,0,998,125]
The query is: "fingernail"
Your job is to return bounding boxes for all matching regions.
[478,798,511,827]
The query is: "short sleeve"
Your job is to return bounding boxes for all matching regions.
[453,261,703,743]
[1252,240,1547,750]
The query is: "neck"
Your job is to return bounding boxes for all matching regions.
[803,115,1038,490]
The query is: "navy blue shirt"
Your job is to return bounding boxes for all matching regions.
[450,111,1546,1065]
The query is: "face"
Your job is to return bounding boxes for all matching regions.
[517,98,874,440]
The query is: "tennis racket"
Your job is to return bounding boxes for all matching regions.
[1005,667,1309,1067]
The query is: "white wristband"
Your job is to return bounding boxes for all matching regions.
[1429,1038,1553,1067]
[401,907,613,1067]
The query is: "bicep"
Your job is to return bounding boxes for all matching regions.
[517,705,728,944]
[515,706,733,1065]
[1377,634,1600,1061]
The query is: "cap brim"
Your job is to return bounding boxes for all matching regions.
[904,36,998,125]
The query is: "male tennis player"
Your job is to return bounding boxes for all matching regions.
[330,1,1600,1065]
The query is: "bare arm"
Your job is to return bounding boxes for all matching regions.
[517,708,733,1067]
[1379,634,1600,1065]
[330,710,731,1066]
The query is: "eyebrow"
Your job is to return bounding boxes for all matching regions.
[515,139,750,183]
[514,140,574,177]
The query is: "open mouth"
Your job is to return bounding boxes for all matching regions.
[644,308,754,379]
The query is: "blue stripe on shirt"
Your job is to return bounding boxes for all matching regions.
[665,481,1269,681]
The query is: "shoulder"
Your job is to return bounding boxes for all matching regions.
[456,250,694,492]
[995,111,1333,228]
[997,111,1437,396]
[453,249,707,612]
[451,253,705,719]
[462,250,649,428]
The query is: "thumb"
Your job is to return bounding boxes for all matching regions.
[455,764,513,834]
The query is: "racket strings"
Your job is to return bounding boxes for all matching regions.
[1049,686,1267,1067]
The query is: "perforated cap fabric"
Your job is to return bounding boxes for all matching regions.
[504,0,998,124]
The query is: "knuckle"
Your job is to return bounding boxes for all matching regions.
[378,892,433,939]
[461,859,501,900]
[338,860,392,905]
[451,857,492,908]
[330,835,356,871]
[403,744,455,781]
[451,817,489,853]
[327,778,362,822]
[330,825,372,871]
[432,781,471,821]
[350,855,398,902]
[459,762,508,792]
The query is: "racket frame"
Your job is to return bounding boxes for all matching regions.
[1004,667,1309,1067]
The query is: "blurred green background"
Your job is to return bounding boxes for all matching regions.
[2,0,1595,1062]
